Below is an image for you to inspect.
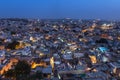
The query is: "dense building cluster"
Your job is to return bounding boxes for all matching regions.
[0,18,120,80]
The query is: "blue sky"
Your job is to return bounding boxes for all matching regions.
[0,0,120,20]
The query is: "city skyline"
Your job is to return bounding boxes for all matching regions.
[0,0,120,20]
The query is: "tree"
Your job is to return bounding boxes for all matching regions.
[35,71,43,79]
[4,69,15,79]
[6,40,20,50]
[3,60,45,80]
[26,71,43,80]
[14,60,31,78]
[11,31,16,35]
[95,38,108,44]
[34,28,40,32]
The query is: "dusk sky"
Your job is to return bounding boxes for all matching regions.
[0,0,120,20]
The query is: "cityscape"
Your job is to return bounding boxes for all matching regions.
[0,0,120,80]
[0,18,119,80]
